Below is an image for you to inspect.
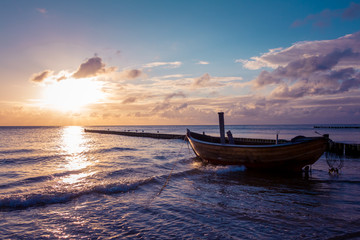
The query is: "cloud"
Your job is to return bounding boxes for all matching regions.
[57,75,67,81]
[176,103,188,110]
[30,70,53,83]
[192,73,211,88]
[269,69,360,99]
[164,91,186,101]
[72,56,116,78]
[292,2,360,28]
[343,2,360,20]
[252,47,360,99]
[191,73,228,88]
[254,48,358,85]
[151,91,186,112]
[236,47,284,69]
[291,8,341,28]
[122,97,137,104]
[30,56,117,87]
[36,8,47,14]
[158,74,187,79]
[240,31,360,70]
[127,69,142,79]
[233,31,360,122]
[118,69,143,80]
[197,61,209,65]
[143,61,182,69]
[253,71,281,87]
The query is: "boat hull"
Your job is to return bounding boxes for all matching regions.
[187,130,327,171]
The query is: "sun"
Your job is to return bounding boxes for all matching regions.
[42,78,104,111]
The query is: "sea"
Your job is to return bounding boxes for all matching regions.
[0,125,360,239]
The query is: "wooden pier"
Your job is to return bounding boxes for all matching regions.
[314,125,360,129]
[327,141,360,158]
[84,129,186,139]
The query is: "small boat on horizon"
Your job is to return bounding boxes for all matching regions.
[186,113,329,172]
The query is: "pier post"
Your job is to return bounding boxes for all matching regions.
[218,112,225,144]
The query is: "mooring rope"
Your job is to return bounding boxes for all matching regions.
[326,140,345,175]
[146,135,188,206]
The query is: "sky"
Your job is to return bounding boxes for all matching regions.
[1,0,360,126]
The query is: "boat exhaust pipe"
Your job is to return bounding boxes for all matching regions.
[218,112,225,144]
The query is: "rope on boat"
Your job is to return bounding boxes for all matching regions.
[315,131,345,174]
[146,135,188,206]
[326,140,344,175]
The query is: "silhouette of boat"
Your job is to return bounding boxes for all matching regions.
[186,112,328,172]
[186,129,328,171]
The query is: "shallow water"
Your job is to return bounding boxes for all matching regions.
[0,125,359,239]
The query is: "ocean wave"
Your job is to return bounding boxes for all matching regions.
[93,177,155,194]
[154,155,166,160]
[104,168,140,178]
[0,166,201,211]
[0,175,52,190]
[0,149,34,155]
[153,168,202,182]
[311,179,360,184]
[186,159,247,175]
[0,168,96,190]
[0,177,155,211]
[214,166,246,174]
[0,155,59,166]
[95,147,137,154]
[152,165,245,183]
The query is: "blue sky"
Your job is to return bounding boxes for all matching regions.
[1,0,360,125]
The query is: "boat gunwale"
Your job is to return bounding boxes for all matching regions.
[186,130,322,149]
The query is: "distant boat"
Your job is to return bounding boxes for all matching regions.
[186,117,329,172]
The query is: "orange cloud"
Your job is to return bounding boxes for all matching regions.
[122,96,137,104]
[29,70,53,83]
[30,56,117,85]
[118,69,143,80]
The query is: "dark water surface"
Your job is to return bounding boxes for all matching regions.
[0,125,359,239]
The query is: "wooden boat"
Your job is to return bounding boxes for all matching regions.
[186,129,328,171]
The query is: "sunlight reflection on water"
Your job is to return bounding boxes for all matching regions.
[59,126,95,184]
[61,126,87,155]
[61,172,95,185]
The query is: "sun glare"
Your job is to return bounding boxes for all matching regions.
[42,78,104,111]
